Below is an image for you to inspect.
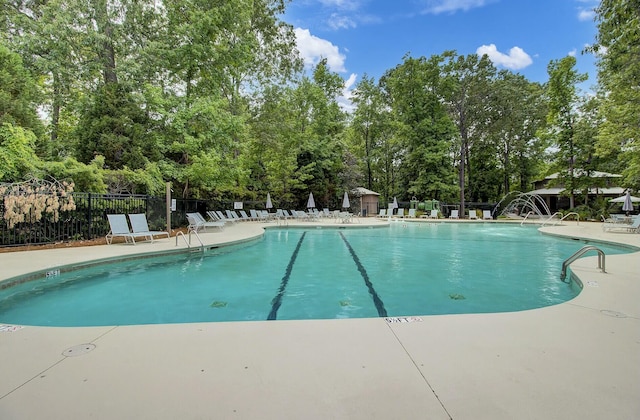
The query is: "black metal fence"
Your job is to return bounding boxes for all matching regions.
[0,193,209,248]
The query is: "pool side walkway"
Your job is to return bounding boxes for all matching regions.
[0,218,639,419]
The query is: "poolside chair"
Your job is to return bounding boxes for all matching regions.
[186,212,224,232]
[603,215,640,233]
[206,211,223,223]
[482,210,493,220]
[226,210,241,221]
[106,214,152,245]
[450,210,459,219]
[238,210,252,221]
[216,211,237,224]
[128,213,170,243]
[250,209,266,221]
[429,209,438,219]
[407,208,416,218]
[377,209,387,218]
[469,210,478,220]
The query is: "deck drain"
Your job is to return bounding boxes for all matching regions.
[62,343,96,357]
[600,310,627,318]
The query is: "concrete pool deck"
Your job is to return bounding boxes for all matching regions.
[1,217,638,419]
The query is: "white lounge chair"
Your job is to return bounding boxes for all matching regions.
[128,213,170,243]
[186,212,224,232]
[377,209,386,217]
[106,214,152,245]
[429,209,438,219]
[216,211,237,224]
[603,215,640,233]
[226,210,241,221]
[482,210,492,220]
[239,210,252,221]
[450,210,459,219]
[469,210,478,220]
[407,208,416,218]
[250,209,266,221]
[206,211,222,222]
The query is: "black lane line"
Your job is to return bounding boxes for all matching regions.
[339,232,387,317]
[267,232,307,320]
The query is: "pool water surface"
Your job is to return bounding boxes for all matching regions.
[0,224,629,326]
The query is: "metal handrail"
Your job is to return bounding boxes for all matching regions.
[520,211,534,226]
[540,212,562,227]
[561,245,605,282]
[175,230,204,252]
[559,212,580,225]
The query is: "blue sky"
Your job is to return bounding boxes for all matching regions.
[284,0,600,107]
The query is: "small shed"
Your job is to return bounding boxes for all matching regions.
[351,187,380,217]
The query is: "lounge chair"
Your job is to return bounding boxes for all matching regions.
[292,210,310,220]
[226,210,241,221]
[469,210,478,220]
[377,209,387,218]
[450,210,459,219]
[482,210,493,220]
[250,209,266,221]
[407,208,416,218]
[186,212,224,232]
[603,215,640,233]
[128,213,170,243]
[239,210,253,221]
[106,214,153,245]
[216,211,237,224]
[429,209,438,219]
[206,211,222,222]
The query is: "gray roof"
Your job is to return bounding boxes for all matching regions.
[541,170,622,181]
[351,187,380,196]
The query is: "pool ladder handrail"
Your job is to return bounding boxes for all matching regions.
[520,211,534,226]
[175,230,204,252]
[561,245,605,282]
[542,212,580,227]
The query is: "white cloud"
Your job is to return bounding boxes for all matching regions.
[294,28,347,73]
[578,8,595,21]
[476,44,533,70]
[319,0,361,11]
[328,13,357,30]
[338,73,359,112]
[568,48,577,57]
[421,0,490,14]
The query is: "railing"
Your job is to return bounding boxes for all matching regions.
[520,211,535,226]
[175,230,204,252]
[540,212,562,227]
[559,212,580,225]
[561,245,605,282]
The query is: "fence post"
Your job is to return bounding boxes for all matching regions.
[166,182,171,233]
[87,193,92,240]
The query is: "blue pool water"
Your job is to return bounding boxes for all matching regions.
[0,224,630,326]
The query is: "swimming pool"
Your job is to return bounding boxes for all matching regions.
[0,223,630,326]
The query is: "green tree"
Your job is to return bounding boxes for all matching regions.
[381,54,457,203]
[74,83,160,170]
[441,52,496,212]
[485,71,546,197]
[0,44,44,143]
[591,0,640,188]
[349,74,387,191]
[0,123,42,181]
[542,56,588,208]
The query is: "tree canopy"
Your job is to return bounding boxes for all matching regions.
[0,0,637,213]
